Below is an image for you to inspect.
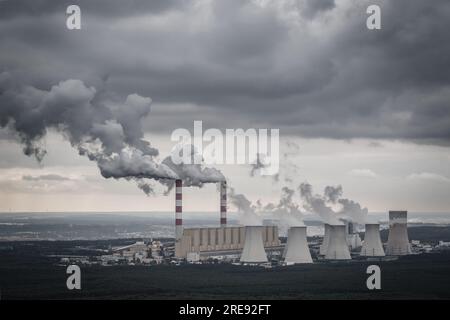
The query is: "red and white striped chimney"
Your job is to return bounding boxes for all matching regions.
[175,179,183,240]
[220,181,227,227]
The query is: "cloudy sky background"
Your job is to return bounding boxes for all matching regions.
[0,0,449,213]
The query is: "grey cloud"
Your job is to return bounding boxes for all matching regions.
[0,0,449,145]
[300,0,336,18]
[0,73,179,195]
[299,182,368,224]
[0,0,181,19]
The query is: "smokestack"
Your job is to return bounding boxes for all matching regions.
[175,179,183,241]
[386,211,411,255]
[220,181,227,227]
[319,223,331,255]
[284,226,313,264]
[325,225,351,260]
[240,226,268,263]
[360,223,385,257]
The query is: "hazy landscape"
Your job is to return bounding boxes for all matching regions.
[1,213,450,300]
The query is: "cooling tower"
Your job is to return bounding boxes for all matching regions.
[360,223,385,257]
[284,226,313,264]
[325,225,351,260]
[220,181,227,227]
[175,179,183,241]
[386,211,411,255]
[319,224,331,255]
[240,226,268,263]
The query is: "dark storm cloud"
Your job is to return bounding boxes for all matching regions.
[0,0,181,19]
[300,0,336,18]
[1,0,449,144]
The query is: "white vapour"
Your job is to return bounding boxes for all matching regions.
[162,144,225,193]
[299,182,368,224]
[228,186,305,228]
[228,187,263,226]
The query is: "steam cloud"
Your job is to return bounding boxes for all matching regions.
[0,73,223,194]
[299,182,368,224]
[228,186,304,228]
[162,144,225,193]
[228,187,263,226]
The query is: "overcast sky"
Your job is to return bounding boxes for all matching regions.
[0,0,449,213]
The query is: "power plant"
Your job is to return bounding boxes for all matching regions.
[345,221,362,251]
[324,225,351,260]
[175,225,280,259]
[173,180,280,259]
[386,211,411,255]
[172,180,412,265]
[283,226,313,264]
[360,223,385,257]
[240,226,269,263]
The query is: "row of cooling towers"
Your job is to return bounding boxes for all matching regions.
[173,179,411,264]
[239,211,412,264]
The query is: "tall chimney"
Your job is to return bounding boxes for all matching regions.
[175,179,183,241]
[220,181,227,227]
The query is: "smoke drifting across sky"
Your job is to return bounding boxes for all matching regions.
[299,182,368,224]
[0,73,223,194]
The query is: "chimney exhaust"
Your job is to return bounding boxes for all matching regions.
[175,179,183,240]
[220,181,227,227]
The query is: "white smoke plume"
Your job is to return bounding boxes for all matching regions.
[228,187,263,226]
[299,182,368,224]
[161,144,225,193]
[0,73,223,194]
[265,186,305,235]
[299,182,342,225]
[228,185,305,229]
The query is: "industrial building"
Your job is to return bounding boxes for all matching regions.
[345,221,362,250]
[283,226,313,264]
[319,223,331,255]
[175,225,280,259]
[360,223,385,257]
[240,226,269,263]
[324,225,351,260]
[386,210,411,255]
[171,176,413,265]
[174,179,228,242]
[173,178,280,261]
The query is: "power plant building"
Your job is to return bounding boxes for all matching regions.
[324,225,351,260]
[386,210,411,255]
[283,226,313,264]
[360,223,385,257]
[175,225,280,259]
[240,226,269,263]
[319,223,331,256]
